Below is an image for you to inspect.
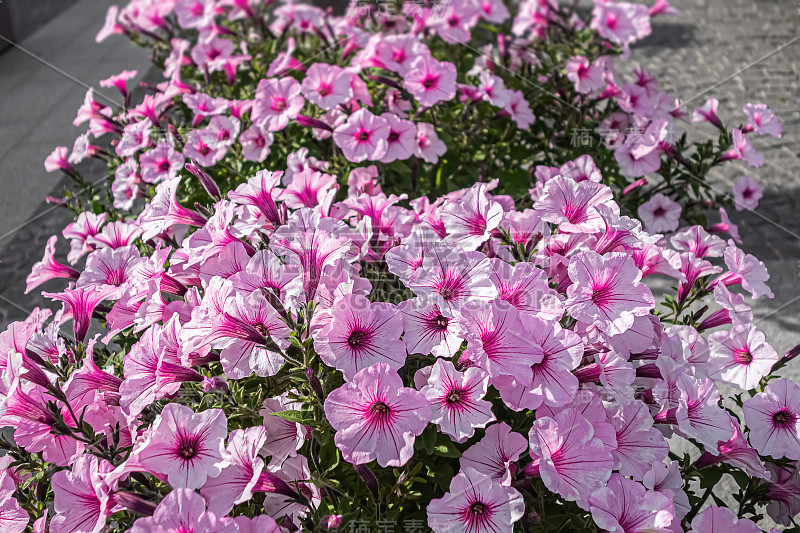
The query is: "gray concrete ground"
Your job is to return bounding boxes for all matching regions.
[631,0,800,361]
[0,0,152,325]
[4,0,81,42]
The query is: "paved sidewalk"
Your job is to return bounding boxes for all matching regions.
[0,0,151,326]
[631,0,800,360]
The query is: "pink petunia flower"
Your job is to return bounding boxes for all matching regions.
[42,286,111,342]
[398,297,463,358]
[332,108,390,163]
[637,193,681,233]
[693,422,770,479]
[130,488,237,533]
[589,474,674,532]
[25,236,80,294]
[139,142,185,184]
[720,129,764,167]
[252,77,305,131]
[415,122,447,163]
[324,363,431,467]
[183,128,228,167]
[50,454,115,533]
[692,97,724,129]
[408,247,496,314]
[460,422,528,486]
[239,123,274,162]
[565,56,605,94]
[379,112,416,163]
[175,0,216,29]
[504,89,535,129]
[430,2,481,44]
[0,463,28,533]
[404,55,457,107]
[565,251,655,336]
[668,375,735,449]
[708,324,777,389]
[44,146,74,174]
[743,102,782,138]
[201,426,298,515]
[282,169,338,210]
[605,398,669,480]
[137,403,229,489]
[420,359,495,442]
[301,63,352,110]
[528,407,614,509]
[732,175,763,211]
[533,176,616,233]
[440,183,504,250]
[717,241,773,300]
[316,293,406,380]
[461,300,542,382]
[427,467,524,533]
[260,395,308,467]
[209,290,292,379]
[742,378,800,460]
[591,1,651,47]
[493,316,582,411]
[116,119,152,157]
[687,505,759,533]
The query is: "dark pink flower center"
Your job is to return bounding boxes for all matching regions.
[388,131,399,142]
[199,143,211,156]
[159,160,171,172]
[773,409,796,429]
[317,82,332,97]
[348,329,368,347]
[422,75,439,89]
[432,314,449,331]
[653,207,666,217]
[357,130,370,142]
[368,401,391,422]
[591,283,614,306]
[176,434,202,460]
[446,387,465,404]
[733,348,753,365]
[272,97,287,112]
[256,136,266,147]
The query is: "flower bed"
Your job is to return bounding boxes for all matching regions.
[2,0,797,532]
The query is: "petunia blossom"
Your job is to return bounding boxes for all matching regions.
[324,363,431,467]
[732,175,763,211]
[427,467,524,533]
[528,407,615,509]
[589,473,674,533]
[460,422,528,486]
[137,403,229,489]
[565,251,655,336]
[316,293,406,380]
[332,108,390,163]
[637,193,681,233]
[742,378,800,460]
[420,359,495,443]
[708,324,777,389]
[252,77,305,131]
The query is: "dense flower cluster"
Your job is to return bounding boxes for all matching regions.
[5,0,796,532]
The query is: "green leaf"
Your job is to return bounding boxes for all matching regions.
[432,434,461,458]
[265,410,316,426]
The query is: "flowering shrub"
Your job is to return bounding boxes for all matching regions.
[5,0,798,532]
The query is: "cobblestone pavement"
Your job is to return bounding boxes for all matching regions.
[629,0,800,361]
